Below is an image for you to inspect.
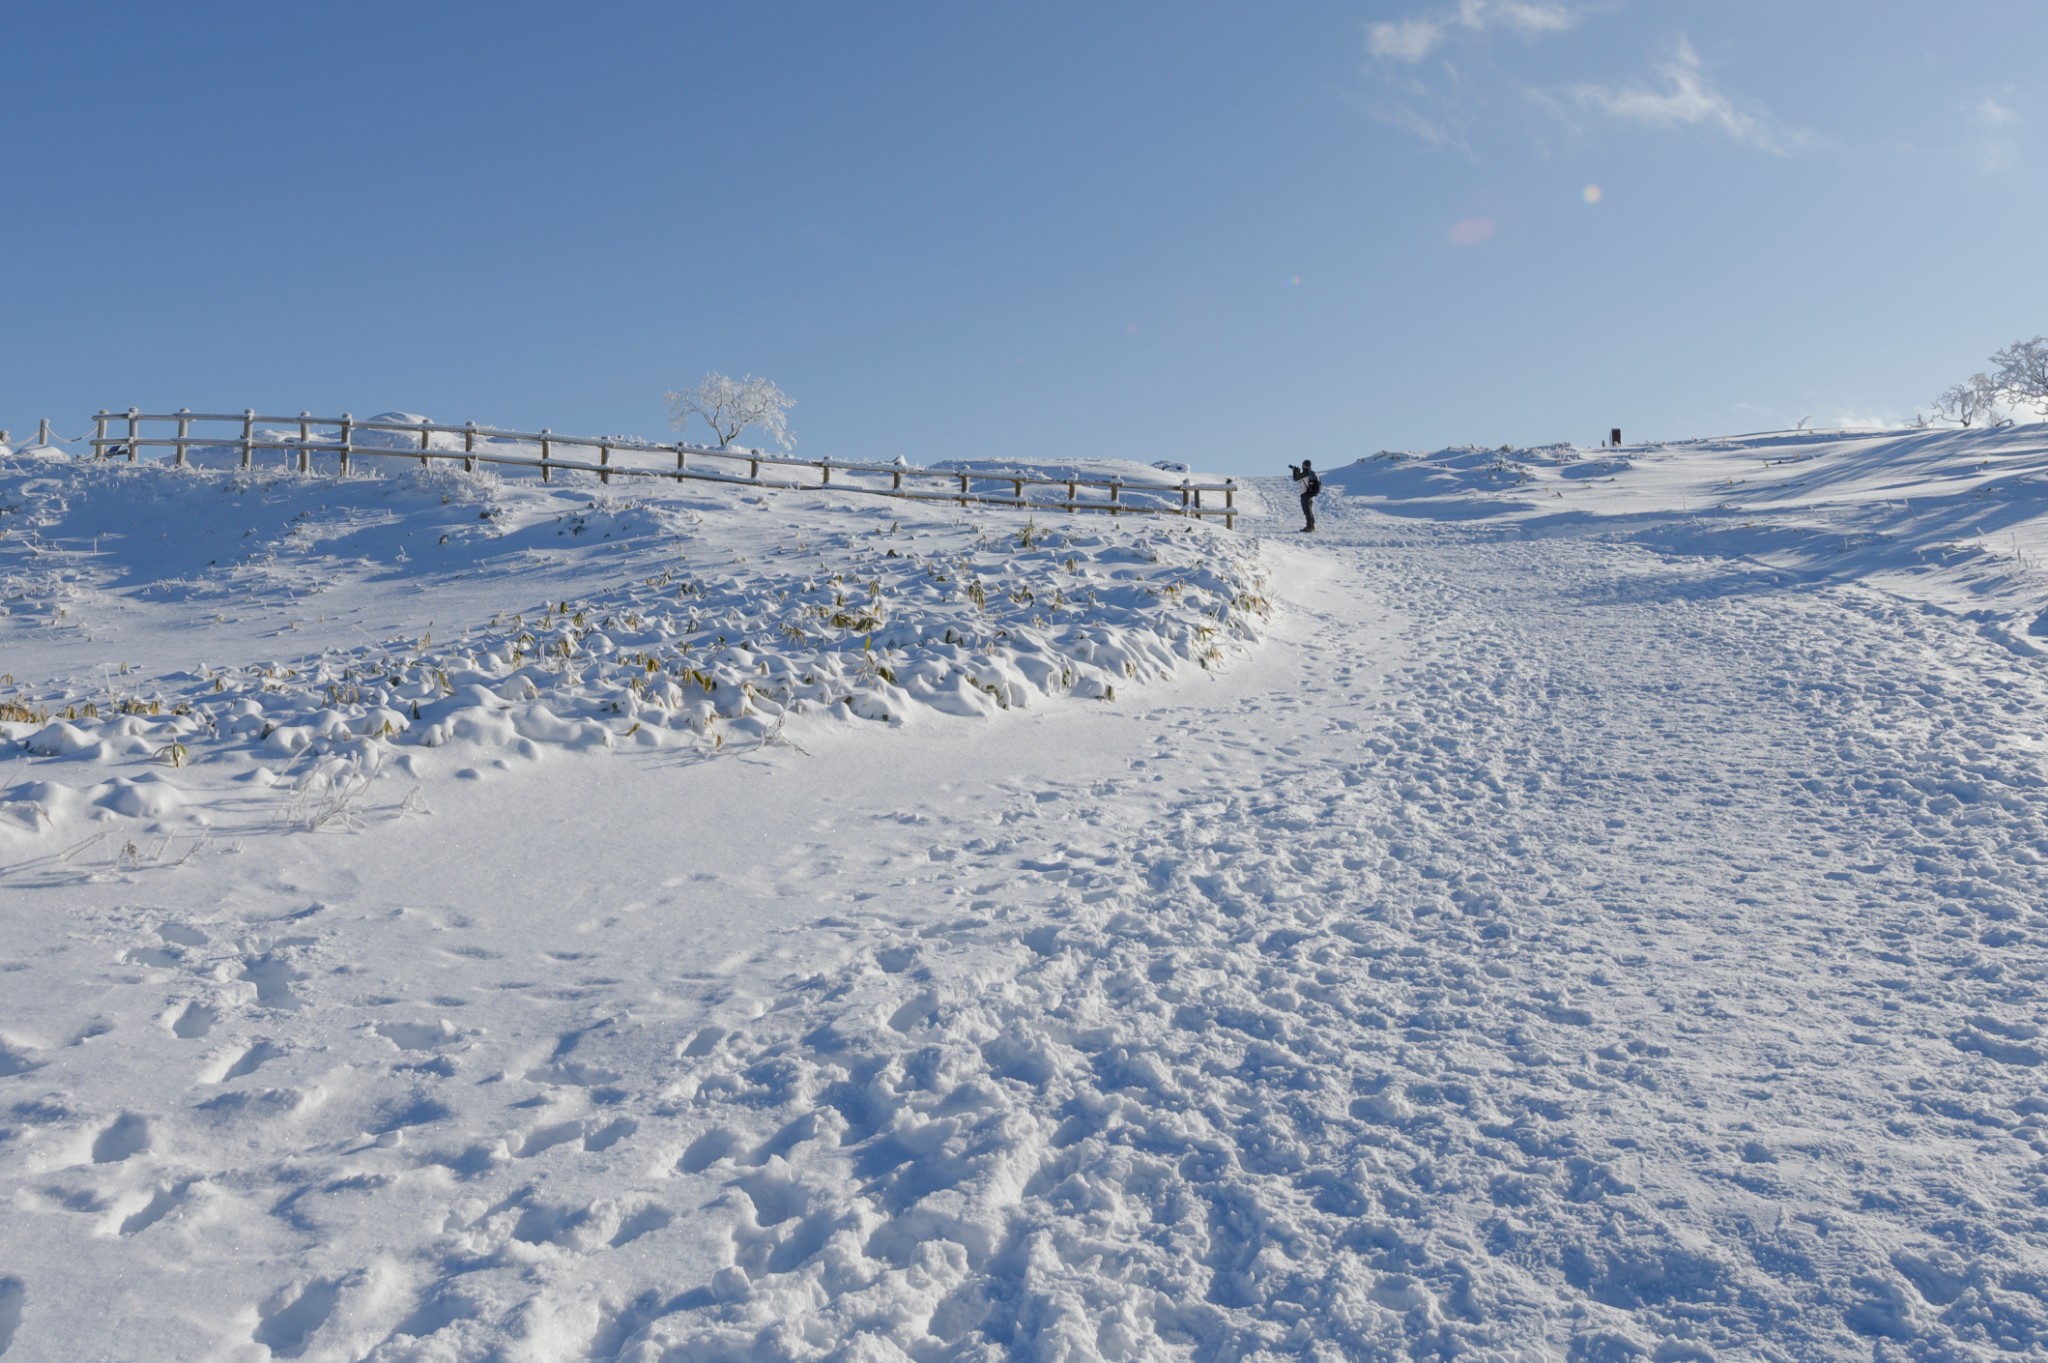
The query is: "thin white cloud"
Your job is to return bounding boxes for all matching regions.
[1571,36,1819,155]
[1975,96,2017,127]
[1362,0,1589,154]
[1370,90,1473,152]
[1478,0,1580,36]
[1367,0,1583,64]
[1970,93,2020,174]
[1368,16,1447,63]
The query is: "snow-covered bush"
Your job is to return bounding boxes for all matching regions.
[1991,336,2048,416]
[1932,373,2002,427]
[665,373,796,450]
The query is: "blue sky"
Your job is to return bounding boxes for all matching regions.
[5,2,2045,474]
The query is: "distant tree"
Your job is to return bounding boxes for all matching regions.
[665,373,795,450]
[1991,336,2048,415]
[1932,373,2002,427]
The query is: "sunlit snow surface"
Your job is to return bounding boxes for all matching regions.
[3,429,2048,1361]
[0,454,1265,843]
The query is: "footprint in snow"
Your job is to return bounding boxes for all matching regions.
[513,1121,585,1159]
[0,1040,37,1078]
[117,1179,196,1236]
[90,1114,148,1165]
[678,1128,740,1174]
[583,1117,636,1152]
[0,1277,22,1357]
[384,1287,474,1346]
[374,1019,460,1051]
[170,1002,217,1040]
[609,1204,670,1247]
[886,995,939,1033]
[253,1277,342,1359]
[214,1040,284,1083]
[238,956,304,1009]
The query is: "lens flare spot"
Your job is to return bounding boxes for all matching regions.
[1583,184,1603,204]
[1448,216,1495,246]
[1287,274,1301,288]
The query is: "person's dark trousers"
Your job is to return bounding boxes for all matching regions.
[1300,491,1315,531]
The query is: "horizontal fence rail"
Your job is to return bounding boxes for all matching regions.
[84,408,1239,528]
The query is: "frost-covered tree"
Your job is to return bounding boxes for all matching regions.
[1991,336,2048,415]
[1932,373,2001,427]
[665,373,796,450]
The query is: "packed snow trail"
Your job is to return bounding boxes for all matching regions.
[5,478,2048,1360]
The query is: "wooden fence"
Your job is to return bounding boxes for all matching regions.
[86,409,1239,528]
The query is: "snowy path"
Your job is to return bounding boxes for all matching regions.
[6,484,2048,1360]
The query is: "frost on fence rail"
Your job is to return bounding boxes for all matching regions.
[84,408,1240,527]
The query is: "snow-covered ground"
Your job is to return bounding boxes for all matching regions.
[1335,425,2048,646]
[3,427,2047,1360]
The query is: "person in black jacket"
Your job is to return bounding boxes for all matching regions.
[1289,460,1321,532]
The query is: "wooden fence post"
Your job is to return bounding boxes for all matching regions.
[126,408,140,462]
[173,409,190,466]
[600,441,611,485]
[36,419,50,447]
[819,456,831,486]
[958,473,968,507]
[418,422,430,469]
[1179,480,1190,514]
[749,455,759,480]
[297,413,311,473]
[1066,480,1075,512]
[1012,478,1023,503]
[1110,481,1121,515]
[92,411,107,459]
[675,444,688,474]
[339,414,352,474]
[241,411,254,469]
[1224,480,1235,531]
[891,469,902,491]
[464,422,476,472]
[540,429,552,483]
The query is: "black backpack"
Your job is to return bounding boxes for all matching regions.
[1304,471,1322,497]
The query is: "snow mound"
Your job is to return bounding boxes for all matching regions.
[0,454,1269,839]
